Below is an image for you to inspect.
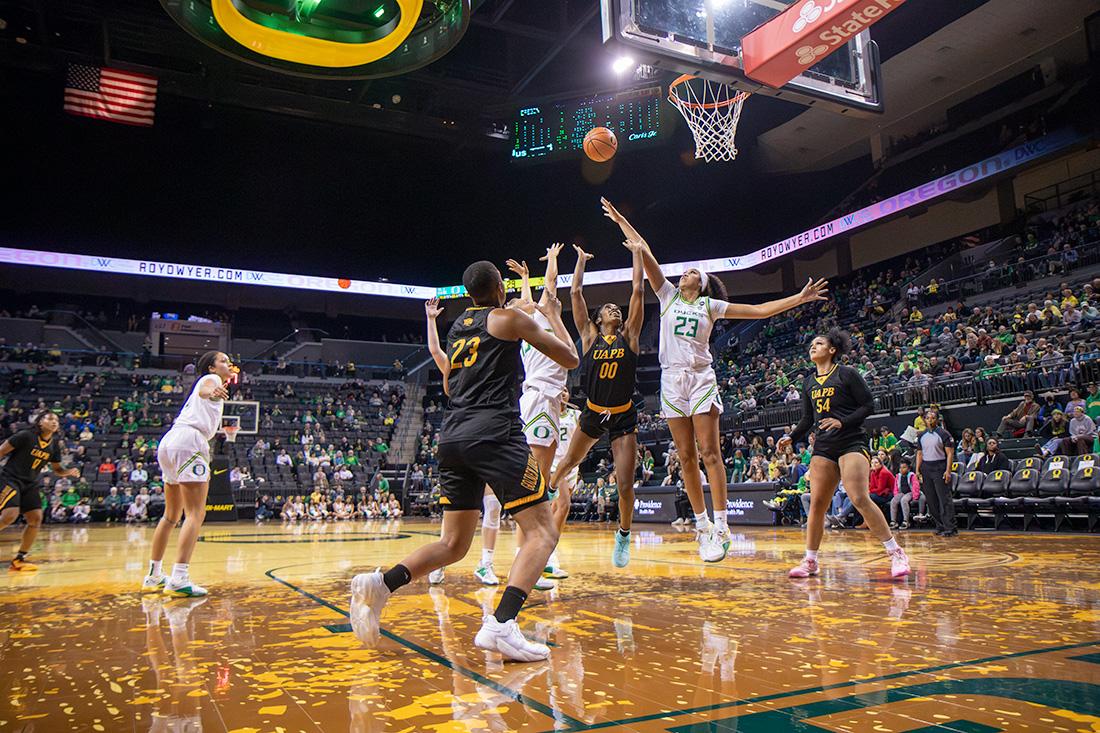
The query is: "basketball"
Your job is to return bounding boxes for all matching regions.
[584,126,618,162]
[338,278,351,289]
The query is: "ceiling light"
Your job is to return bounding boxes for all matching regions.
[612,55,635,74]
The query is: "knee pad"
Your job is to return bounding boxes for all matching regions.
[482,494,501,529]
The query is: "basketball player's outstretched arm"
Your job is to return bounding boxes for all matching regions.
[198,374,230,401]
[623,247,645,350]
[538,242,565,305]
[424,298,451,394]
[622,238,667,294]
[570,245,598,349]
[488,295,579,369]
[505,259,533,306]
[720,277,829,320]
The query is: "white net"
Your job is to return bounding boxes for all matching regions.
[223,425,240,443]
[668,75,750,163]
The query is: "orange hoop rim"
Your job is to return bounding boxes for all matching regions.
[668,74,751,110]
[223,424,240,440]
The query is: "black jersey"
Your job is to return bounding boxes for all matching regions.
[0,429,61,485]
[440,307,521,443]
[582,331,638,409]
[789,365,874,449]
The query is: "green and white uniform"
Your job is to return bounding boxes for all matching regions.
[520,310,568,447]
[551,406,581,493]
[157,373,223,483]
[657,280,728,419]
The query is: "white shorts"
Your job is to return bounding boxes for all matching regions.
[550,459,579,494]
[157,426,212,484]
[660,367,724,419]
[520,388,561,448]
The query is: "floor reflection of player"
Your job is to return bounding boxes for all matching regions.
[143,596,207,732]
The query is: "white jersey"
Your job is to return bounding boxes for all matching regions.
[521,309,567,394]
[554,407,580,466]
[657,280,729,370]
[171,374,225,440]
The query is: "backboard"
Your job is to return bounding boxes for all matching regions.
[220,400,260,436]
[602,0,884,114]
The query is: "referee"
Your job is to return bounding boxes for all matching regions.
[915,408,957,537]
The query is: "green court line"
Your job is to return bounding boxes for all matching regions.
[264,564,581,728]
[541,637,1100,732]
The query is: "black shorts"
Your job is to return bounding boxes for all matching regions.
[578,406,638,442]
[437,433,547,514]
[0,478,41,514]
[812,438,870,464]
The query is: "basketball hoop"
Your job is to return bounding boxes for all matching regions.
[223,424,240,443]
[668,74,750,163]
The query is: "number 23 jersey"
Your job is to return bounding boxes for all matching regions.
[657,280,729,370]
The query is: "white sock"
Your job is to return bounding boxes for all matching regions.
[883,537,900,553]
[805,549,818,561]
[548,550,559,568]
[694,512,710,530]
[713,510,728,527]
[149,560,162,577]
[171,563,189,582]
[481,548,494,566]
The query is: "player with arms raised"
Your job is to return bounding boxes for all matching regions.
[351,260,578,662]
[779,330,910,579]
[608,198,828,562]
[548,241,644,568]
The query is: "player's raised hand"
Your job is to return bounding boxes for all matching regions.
[601,197,625,223]
[424,297,443,320]
[211,383,231,401]
[506,259,529,278]
[776,436,792,452]
[622,239,646,254]
[799,277,830,304]
[573,244,594,262]
[540,242,565,262]
[535,293,563,319]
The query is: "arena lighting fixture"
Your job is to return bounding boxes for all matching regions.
[612,55,635,74]
[160,0,473,79]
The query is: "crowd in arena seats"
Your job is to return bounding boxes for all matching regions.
[0,361,408,522]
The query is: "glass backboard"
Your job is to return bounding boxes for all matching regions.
[602,0,884,114]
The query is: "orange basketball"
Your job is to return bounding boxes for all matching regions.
[584,126,618,162]
[337,278,351,289]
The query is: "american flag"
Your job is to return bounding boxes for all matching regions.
[64,64,157,127]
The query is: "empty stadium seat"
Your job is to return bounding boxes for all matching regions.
[1014,456,1043,473]
[993,468,1040,530]
[1054,465,1100,532]
[1022,467,1071,530]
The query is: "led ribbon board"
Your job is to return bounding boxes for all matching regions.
[0,130,1082,300]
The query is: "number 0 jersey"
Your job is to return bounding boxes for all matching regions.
[0,428,61,486]
[520,309,567,396]
[441,306,521,443]
[656,281,729,370]
[582,330,637,409]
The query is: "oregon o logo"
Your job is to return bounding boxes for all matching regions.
[533,425,551,440]
[193,464,207,476]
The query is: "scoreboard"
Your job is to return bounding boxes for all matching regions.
[510,85,665,162]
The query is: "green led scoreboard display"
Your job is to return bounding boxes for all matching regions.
[511,85,665,162]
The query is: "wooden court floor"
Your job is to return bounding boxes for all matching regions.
[2,519,1100,732]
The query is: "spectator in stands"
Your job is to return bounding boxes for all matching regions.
[973,437,1011,474]
[60,485,80,513]
[387,497,403,519]
[104,487,122,523]
[1064,405,1097,456]
[889,460,920,529]
[1087,383,1100,421]
[255,494,273,522]
[1066,388,1086,415]
[1037,393,1063,428]
[996,390,1039,437]
[71,498,90,523]
[98,457,117,483]
[641,449,655,484]
[956,428,978,467]
[868,457,894,519]
[1039,410,1069,456]
[50,498,68,523]
[916,408,956,537]
[130,461,148,487]
[126,493,148,523]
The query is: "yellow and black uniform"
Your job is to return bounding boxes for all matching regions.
[0,429,61,513]
[789,365,874,463]
[578,331,639,441]
[438,307,546,513]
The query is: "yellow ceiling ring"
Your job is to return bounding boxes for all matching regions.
[211,0,424,68]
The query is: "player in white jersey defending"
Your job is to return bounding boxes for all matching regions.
[547,390,581,572]
[507,245,570,585]
[142,351,237,597]
[422,297,502,587]
[605,198,828,562]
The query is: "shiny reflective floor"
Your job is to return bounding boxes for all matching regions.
[2,520,1100,732]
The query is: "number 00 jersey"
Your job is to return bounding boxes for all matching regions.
[789,364,875,450]
[582,331,637,410]
[441,307,521,444]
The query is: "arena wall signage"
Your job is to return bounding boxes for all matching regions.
[0,129,1082,300]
